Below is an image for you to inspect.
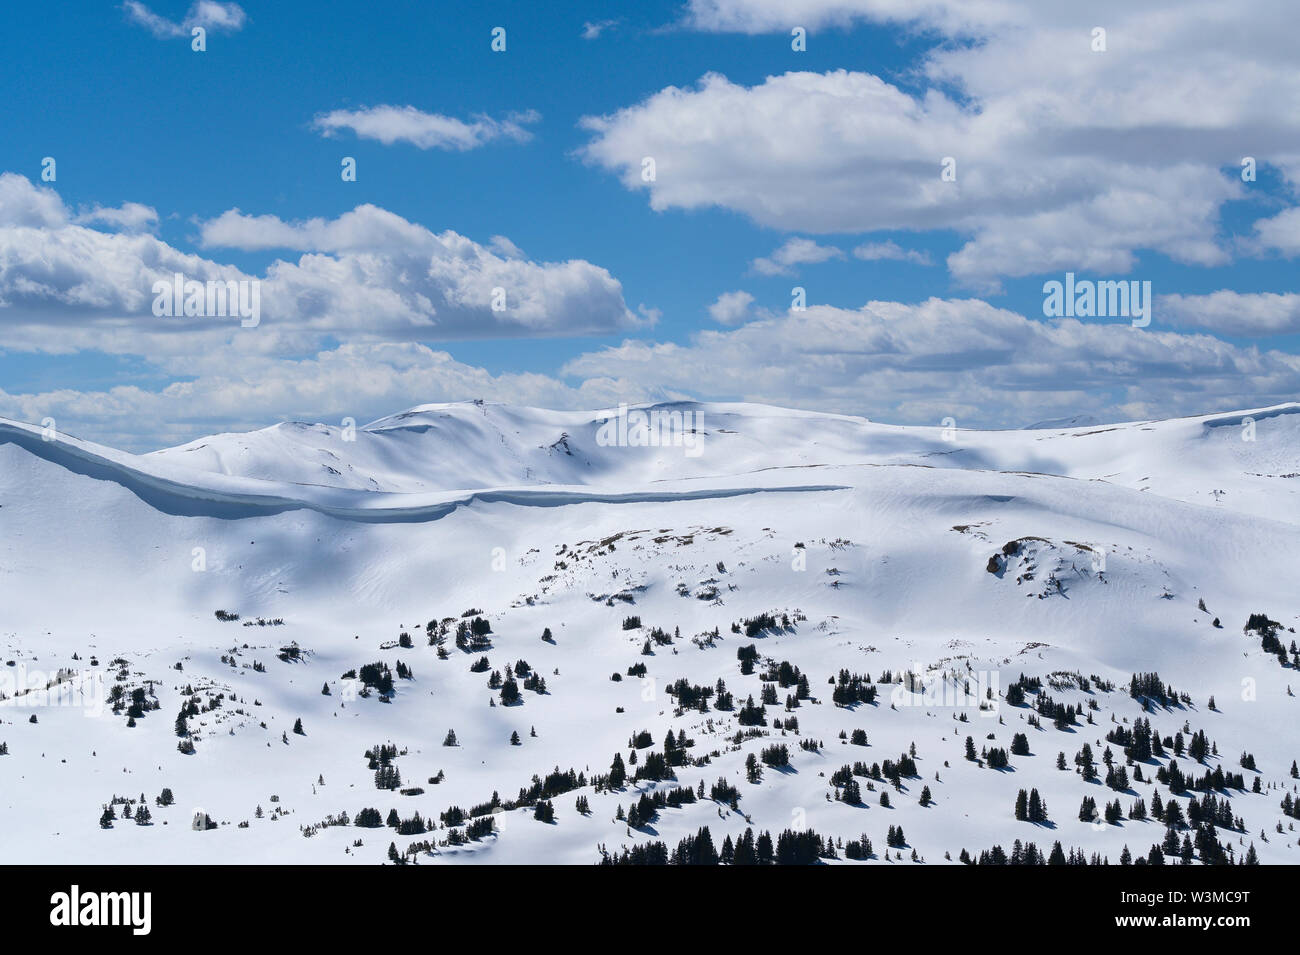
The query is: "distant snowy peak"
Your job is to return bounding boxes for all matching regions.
[1022,414,1102,430]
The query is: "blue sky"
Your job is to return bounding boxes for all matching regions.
[1,1,1299,449]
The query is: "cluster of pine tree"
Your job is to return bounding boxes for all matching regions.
[468,792,503,817]
[1034,690,1081,729]
[626,786,698,828]
[1129,671,1188,708]
[454,616,492,651]
[666,677,714,710]
[881,751,918,785]
[1104,762,1130,791]
[843,834,874,859]
[736,695,767,727]
[599,825,834,865]
[968,840,1094,865]
[733,611,790,637]
[1243,613,1299,667]
[831,669,878,706]
[1281,791,1300,820]
[1013,788,1049,823]
[395,811,427,835]
[515,767,587,805]
[829,764,869,804]
[710,777,741,807]
[356,662,394,696]
[760,743,790,767]
[1157,758,1244,794]
[1108,716,1165,762]
[367,744,402,790]
[1004,673,1043,707]
[632,750,676,783]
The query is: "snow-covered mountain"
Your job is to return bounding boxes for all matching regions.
[1,401,1298,865]
[1023,414,1103,430]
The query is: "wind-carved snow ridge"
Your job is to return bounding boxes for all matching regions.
[1200,403,1300,431]
[0,416,848,523]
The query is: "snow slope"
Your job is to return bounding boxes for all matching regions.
[1,401,1298,865]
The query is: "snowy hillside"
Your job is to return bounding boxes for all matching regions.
[1,401,1298,865]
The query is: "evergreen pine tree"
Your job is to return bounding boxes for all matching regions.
[609,751,627,789]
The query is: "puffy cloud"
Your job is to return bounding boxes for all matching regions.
[0,342,641,453]
[312,105,540,151]
[681,0,1011,34]
[198,204,435,252]
[580,70,953,232]
[581,19,620,40]
[73,202,159,233]
[852,241,932,265]
[583,1,1300,288]
[123,1,246,38]
[1250,207,1300,257]
[0,172,68,227]
[197,204,643,339]
[0,176,249,347]
[708,290,755,324]
[1159,290,1300,336]
[563,298,1300,427]
[750,237,843,275]
[0,174,643,353]
[488,235,526,259]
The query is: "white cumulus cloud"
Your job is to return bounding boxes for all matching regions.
[0,174,644,356]
[123,1,246,38]
[582,1,1300,290]
[852,241,932,265]
[312,105,540,151]
[1158,290,1300,336]
[751,237,843,275]
[563,298,1300,427]
[708,290,756,324]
